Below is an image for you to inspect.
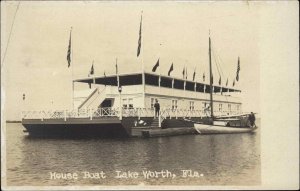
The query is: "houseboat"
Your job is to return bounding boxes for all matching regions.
[22,70,243,138]
[21,13,251,138]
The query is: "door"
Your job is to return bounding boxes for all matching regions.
[101,99,112,108]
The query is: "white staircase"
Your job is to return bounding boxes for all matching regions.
[78,87,107,110]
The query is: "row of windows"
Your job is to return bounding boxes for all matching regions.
[150,97,240,111]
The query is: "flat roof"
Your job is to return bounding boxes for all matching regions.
[74,72,241,93]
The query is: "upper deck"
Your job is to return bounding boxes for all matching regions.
[74,72,241,94]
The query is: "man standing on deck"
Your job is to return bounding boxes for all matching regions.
[248,112,256,127]
[154,99,160,118]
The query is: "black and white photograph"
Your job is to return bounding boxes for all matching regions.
[1,0,299,190]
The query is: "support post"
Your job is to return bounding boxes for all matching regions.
[159,75,161,87]
[158,114,161,128]
[64,110,67,121]
[138,108,141,120]
[172,78,174,89]
[119,92,122,120]
[90,109,93,120]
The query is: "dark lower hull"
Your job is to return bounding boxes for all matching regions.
[22,117,130,138]
[22,117,205,138]
[23,123,130,138]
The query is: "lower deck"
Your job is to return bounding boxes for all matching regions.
[22,114,252,138]
[22,116,202,138]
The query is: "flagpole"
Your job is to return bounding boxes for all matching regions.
[194,66,197,92]
[141,11,146,108]
[159,43,161,88]
[71,27,74,110]
[92,60,95,85]
[116,58,119,87]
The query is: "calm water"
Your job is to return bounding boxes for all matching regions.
[5,122,260,186]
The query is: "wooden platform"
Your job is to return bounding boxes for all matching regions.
[140,127,197,138]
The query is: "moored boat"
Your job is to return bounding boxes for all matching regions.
[193,34,258,134]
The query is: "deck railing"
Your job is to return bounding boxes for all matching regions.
[21,107,241,121]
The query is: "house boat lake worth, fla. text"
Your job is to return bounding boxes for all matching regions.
[49,170,203,180]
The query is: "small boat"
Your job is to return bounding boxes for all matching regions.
[194,124,257,134]
[193,35,258,134]
[194,115,258,134]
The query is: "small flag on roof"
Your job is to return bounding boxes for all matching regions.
[89,62,94,75]
[66,27,72,67]
[236,57,240,81]
[193,68,196,81]
[168,63,174,76]
[185,67,188,80]
[152,59,159,72]
[137,13,142,57]
[115,62,118,74]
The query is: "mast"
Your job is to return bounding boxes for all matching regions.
[209,35,214,120]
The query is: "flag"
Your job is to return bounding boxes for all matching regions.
[115,63,118,74]
[185,67,188,80]
[233,79,235,87]
[236,57,240,81]
[66,28,72,67]
[90,63,94,75]
[203,72,205,82]
[137,14,142,57]
[218,76,221,85]
[226,78,228,86]
[168,63,174,76]
[182,67,185,79]
[22,93,25,100]
[89,83,91,89]
[193,68,196,81]
[152,59,159,72]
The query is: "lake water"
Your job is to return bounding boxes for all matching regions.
[4,122,260,186]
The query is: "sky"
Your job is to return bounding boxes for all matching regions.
[2,1,262,120]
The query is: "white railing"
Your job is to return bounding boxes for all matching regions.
[121,108,155,118]
[21,107,120,120]
[21,107,242,121]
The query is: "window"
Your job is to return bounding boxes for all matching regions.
[122,98,134,109]
[122,99,127,109]
[172,100,178,110]
[150,98,155,109]
[128,98,133,109]
[219,104,222,112]
[189,101,194,111]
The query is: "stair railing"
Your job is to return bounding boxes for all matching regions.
[158,109,167,128]
[77,88,98,109]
